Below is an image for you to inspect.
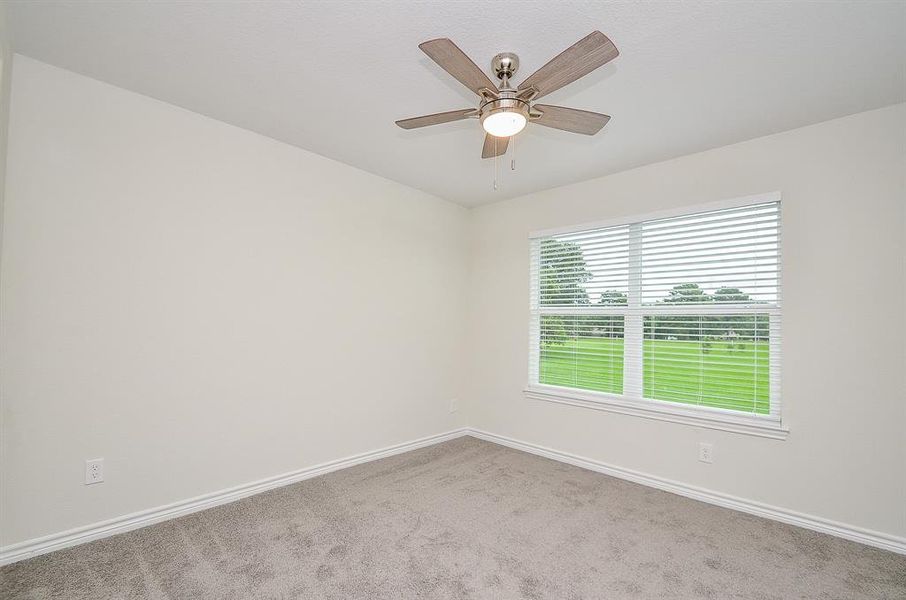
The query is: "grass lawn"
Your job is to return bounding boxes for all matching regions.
[540,337,770,414]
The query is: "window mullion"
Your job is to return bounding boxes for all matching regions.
[624,223,643,400]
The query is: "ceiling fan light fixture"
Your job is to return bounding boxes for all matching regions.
[480,96,530,138]
[481,109,527,138]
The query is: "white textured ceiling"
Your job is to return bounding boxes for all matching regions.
[7,1,906,206]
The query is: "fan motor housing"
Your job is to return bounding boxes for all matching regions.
[491,52,519,80]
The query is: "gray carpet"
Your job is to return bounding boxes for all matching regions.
[2,436,904,599]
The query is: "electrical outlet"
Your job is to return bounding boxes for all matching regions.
[698,443,714,464]
[449,398,458,413]
[85,458,104,485]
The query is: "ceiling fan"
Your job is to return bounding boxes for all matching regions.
[395,31,619,158]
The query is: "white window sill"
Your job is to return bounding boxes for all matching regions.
[524,385,788,440]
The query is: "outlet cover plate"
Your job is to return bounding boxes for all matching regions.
[698,443,714,464]
[85,458,104,485]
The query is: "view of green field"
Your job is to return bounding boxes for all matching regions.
[539,337,770,414]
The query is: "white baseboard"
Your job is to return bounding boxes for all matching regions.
[3,425,903,566]
[0,428,469,566]
[468,428,906,556]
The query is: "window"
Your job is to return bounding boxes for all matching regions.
[527,195,783,438]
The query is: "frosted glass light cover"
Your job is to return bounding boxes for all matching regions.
[482,111,527,137]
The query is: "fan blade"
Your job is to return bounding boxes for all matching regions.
[518,31,618,100]
[395,108,476,130]
[532,105,611,135]
[419,38,498,96]
[481,134,509,159]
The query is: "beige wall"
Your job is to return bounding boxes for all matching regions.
[0,56,468,545]
[0,0,13,548]
[466,103,906,539]
[0,3,10,243]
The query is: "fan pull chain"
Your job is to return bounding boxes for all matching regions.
[493,136,499,191]
[511,135,517,171]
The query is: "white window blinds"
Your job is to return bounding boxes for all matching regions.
[529,197,781,423]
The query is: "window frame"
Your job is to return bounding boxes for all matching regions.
[526,192,786,440]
